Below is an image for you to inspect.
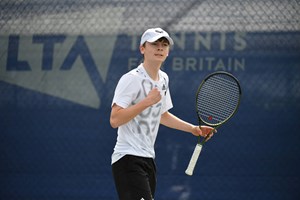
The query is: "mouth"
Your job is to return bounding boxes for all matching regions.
[154,54,163,57]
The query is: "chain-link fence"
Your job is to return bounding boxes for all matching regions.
[1,0,299,35]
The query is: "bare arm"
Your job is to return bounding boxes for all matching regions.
[160,111,216,139]
[110,88,161,128]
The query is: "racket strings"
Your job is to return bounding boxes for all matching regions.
[199,89,239,111]
[199,86,239,113]
[198,86,239,121]
[197,74,240,125]
[199,86,239,117]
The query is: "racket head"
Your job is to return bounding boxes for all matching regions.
[196,71,241,127]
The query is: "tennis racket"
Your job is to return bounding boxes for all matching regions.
[185,71,242,176]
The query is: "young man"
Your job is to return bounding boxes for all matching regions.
[110,28,215,200]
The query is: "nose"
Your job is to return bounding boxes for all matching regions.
[157,43,163,50]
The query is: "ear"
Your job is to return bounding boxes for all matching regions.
[140,45,145,54]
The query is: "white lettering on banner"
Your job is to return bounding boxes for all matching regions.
[130,32,247,51]
[128,31,247,72]
[172,57,245,71]
[0,31,247,109]
[0,35,117,108]
[128,57,245,72]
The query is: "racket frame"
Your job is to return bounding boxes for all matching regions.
[185,71,242,176]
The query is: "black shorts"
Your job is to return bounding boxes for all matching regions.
[112,155,157,200]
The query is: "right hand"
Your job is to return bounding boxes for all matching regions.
[191,125,216,140]
[145,88,161,106]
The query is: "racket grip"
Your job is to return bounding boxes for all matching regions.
[185,144,203,176]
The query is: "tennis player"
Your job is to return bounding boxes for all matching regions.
[110,27,215,200]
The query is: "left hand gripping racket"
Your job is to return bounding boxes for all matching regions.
[185,71,242,176]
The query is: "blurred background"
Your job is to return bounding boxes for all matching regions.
[0,0,299,199]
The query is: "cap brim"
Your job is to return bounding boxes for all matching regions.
[147,35,174,45]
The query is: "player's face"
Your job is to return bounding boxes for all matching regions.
[141,38,170,63]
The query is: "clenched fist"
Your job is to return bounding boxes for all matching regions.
[145,88,161,106]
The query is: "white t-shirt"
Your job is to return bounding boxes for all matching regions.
[111,64,173,164]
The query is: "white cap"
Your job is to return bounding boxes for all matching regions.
[140,28,174,46]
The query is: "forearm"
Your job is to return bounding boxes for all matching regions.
[160,112,194,133]
[110,88,162,128]
[110,99,150,128]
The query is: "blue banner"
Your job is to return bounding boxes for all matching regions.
[1,31,299,199]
